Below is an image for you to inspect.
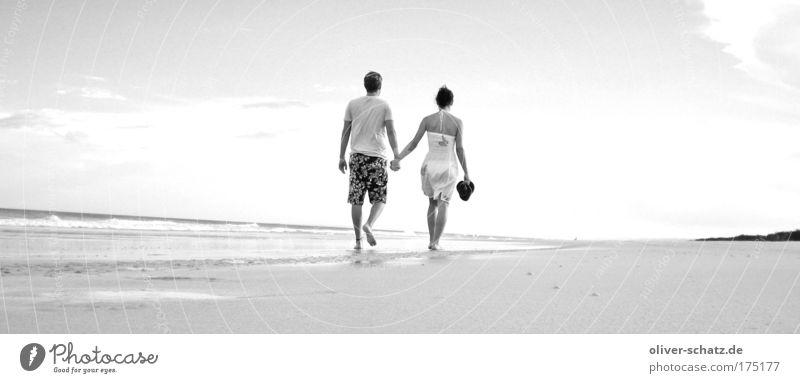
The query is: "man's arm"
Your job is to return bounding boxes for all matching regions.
[385,120,400,159]
[339,120,352,173]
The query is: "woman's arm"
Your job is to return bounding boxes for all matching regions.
[396,119,427,160]
[455,121,469,181]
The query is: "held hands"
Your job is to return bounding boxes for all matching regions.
[342,157,402,172]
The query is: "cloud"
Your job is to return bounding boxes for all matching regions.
[0,110,57,130]
[0,109,109,143]
[240,100,307,109]
[726,91,800,124]
[0,95,320,150]
[53,74,132,103]
[753,8,800,89]
[0,109,93,143]
[56,86,127,101]
[81,87,127,101]
[81,75,107,82]
[62,131,88,143]
[698,0,800,90]
[237,131,276,140]
[313,83,336,93]
[115,124,151,130]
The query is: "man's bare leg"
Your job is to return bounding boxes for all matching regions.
[362,202,385,246]
[431,201,449,250]
[427,198,438,249]
[351,204,363,250]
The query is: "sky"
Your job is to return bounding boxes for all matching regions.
[0,0,798,239]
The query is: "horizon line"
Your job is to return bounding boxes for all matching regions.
[0,206,541,241]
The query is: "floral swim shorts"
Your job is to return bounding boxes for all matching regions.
[348,153,388,205]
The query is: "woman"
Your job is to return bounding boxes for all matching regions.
[392,86,470,250]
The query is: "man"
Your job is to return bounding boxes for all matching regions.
[338,71,399,250]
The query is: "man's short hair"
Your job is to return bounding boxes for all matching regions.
[436,86,454,108]
[364,71,382,92]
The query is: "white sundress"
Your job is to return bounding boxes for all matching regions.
[421,111,459,202]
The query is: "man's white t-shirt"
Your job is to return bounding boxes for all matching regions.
[344,95,393,159]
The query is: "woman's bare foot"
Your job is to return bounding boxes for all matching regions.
[362,224,377,246]
[354,238,362,250]
[430,243,443,251]
[428,244,434,250]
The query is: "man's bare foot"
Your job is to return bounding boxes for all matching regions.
[362,224,377,246]
[354,239,362,250]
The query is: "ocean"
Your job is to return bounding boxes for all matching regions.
[0,208,546,265]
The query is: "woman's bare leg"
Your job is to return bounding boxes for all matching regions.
[427,198,438,249]
[432,201,449,250]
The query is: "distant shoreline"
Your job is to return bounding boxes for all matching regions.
[697,230,799,242]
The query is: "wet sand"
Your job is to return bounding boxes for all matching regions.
[1,229,799,333]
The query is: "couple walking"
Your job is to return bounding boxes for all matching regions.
[338,71,472,251]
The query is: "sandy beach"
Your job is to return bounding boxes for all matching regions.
[1,218,799,334]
